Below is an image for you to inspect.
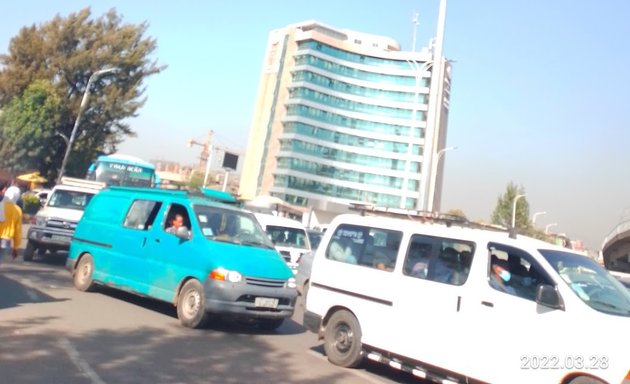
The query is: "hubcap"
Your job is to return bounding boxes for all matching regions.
[183,289,201,318]
[78,261,91,284]
[333,323,353,353]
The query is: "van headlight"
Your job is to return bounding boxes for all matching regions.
[286,277,296,289]
[35,215,46,227]
[209,267,242,283]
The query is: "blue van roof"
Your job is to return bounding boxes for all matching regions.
[199,187,238,204]
[105,186,237,208]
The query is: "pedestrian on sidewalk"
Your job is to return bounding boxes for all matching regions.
[0,180,22,264]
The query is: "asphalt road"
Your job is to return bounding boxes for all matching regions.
[0,231,427,384]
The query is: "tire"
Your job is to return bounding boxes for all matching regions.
[568,376,607,384]
[177,279,210,329]
[257,318,284,331]
[324,310,363,368]
[24,241,36,261]
[73,254,96,292]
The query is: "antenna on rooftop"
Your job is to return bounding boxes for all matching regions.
[411,11,419,52]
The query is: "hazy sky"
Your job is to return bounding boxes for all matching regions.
[3,1,630,250]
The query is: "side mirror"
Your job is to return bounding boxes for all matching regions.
[536,284,564,310]
[175,226,191,240]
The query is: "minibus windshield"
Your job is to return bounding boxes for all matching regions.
[541,249,630,316]
[194,205,274,248]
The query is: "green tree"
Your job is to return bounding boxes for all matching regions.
[187,171,204,190]
[0,79,61,180]
[491,182,530,230]
[0,7,165,180]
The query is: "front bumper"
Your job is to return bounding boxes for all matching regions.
[27,226,74,249]
[203,277,297,319]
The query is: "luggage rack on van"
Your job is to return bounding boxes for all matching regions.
[348,203,506,232]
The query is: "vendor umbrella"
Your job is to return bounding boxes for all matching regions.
[17,171,47,189]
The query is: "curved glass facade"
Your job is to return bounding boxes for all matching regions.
[270,38,431,210]
[289,87,424,120]
[278,139,421,173]
[292,70,426,103]
[283,121,422,154]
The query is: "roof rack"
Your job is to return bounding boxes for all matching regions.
[59,177,106,190]
[348,202,505,232]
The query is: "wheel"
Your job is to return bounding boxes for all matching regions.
[23,241,36,261]
[568,376,607,384]
[324,310,363,367]
[177,279,210,329]
[73,254,96,292]
[256,318,284,331]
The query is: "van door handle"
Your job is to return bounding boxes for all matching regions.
[154,238,160,243]
[481,301,494,307]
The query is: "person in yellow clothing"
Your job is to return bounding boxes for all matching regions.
[0,180,22,263]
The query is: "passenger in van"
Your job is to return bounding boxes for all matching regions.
[328,238,357,264]
[489,258,517,295]
[373,252,392,271]
[166,214,188,235]
[433,247,459,283]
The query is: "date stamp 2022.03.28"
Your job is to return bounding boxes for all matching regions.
[520,355,609,370]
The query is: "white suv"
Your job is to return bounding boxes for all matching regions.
[25,177,104,261]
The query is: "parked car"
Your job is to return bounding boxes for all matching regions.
[67,187,297,329]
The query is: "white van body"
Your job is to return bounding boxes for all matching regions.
[254,213,311,273]
[304,214,630,384]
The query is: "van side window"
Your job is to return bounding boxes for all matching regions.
[164,203,191,234]
[325,224,402,272]
[487,243,553,300]
[403,235,475,286]
[123,200,162,230]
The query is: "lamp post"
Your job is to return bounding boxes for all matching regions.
[511,194,526,229]
[427,145,457,212]
[545,223,558,234]
[400,59,433,209]
[532,211,547,225]
[57,68,116,184]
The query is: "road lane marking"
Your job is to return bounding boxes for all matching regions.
[58,338,106,384]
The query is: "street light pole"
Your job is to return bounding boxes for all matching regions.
[57,68,116,184]
[511,194,526,229]
[427,145,457,212]
[545,223,558,234]
[532,211,547,225]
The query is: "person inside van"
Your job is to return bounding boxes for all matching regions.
[327,238,357,264]
[166,213,188,235]
[373,251,392,271]
[489,258,517,295]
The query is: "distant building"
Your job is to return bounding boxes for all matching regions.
[240,20,452,226]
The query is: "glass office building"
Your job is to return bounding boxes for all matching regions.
[240,21,452,224]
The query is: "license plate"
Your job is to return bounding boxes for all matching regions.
[255,297,279,308]
[50,235,71,242]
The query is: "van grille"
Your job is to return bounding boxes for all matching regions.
[245,276,285,288]
[46,219,77,230]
